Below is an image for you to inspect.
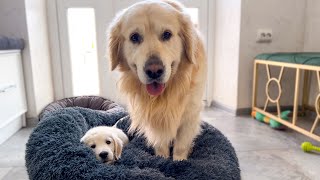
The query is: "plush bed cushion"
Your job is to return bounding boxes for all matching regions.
[256,52,320,66]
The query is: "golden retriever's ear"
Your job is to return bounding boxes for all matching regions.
[179,13,197,64]
[107,10,128,71]
[112,136,123,160]
[164,1,196,64]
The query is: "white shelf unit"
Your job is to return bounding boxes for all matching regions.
[0,50,27,144]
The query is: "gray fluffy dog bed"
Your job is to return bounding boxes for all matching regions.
[25,96,240,180]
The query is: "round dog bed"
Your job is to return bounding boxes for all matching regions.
[26,97,240,180]
[39,96,120,120]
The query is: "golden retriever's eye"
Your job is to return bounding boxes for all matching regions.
[91,144,96,148]
[132,64,137,71]
[106,140,111,145]
[130,32,142,44]
[171,62,175,68]
[162,30,172,41]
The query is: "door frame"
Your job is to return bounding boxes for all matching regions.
[47,0,215,106]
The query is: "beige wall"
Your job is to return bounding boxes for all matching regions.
[213,0,242,110]
[214,0,320,112]
[304,0,320,52]
[304,0,320,107]
[237,0,307,109]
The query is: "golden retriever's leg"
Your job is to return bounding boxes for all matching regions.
[155,144,170,158]
[173,112,201,161]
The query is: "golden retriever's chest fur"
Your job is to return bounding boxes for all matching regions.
[120,61,196,146]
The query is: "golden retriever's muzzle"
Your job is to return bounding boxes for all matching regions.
[144,55,166,96]
[144,55,164,82]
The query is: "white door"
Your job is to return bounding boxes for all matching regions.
[55,0,210,102]
[56,0,115,98]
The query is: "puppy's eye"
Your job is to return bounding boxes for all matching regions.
[91,144,96,149]
[106,140,111,145]
[162,30,172,41]
[130,33,142,44]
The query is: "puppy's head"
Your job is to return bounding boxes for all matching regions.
[108,0,196,96]
[81,126,128,164]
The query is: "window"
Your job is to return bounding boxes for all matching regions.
[67,8,100,96]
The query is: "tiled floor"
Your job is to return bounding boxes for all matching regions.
[0,128,30,180]
[202,108,320,180]
[0,108,319,179]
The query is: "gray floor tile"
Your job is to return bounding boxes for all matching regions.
[0,128,32,168]
[2,167,28,180]
[238,150,311,180]
[202,108,319,179]
[0,168,12,179]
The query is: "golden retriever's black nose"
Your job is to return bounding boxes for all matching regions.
[144,56,164,79]
[99,151,109,159]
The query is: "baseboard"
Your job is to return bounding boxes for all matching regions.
[210,101,237,116]
[210,101,303,116]
[235,105,309,116]
[235,107,252,116]
[26,117,39,127]
[0,115,24,144]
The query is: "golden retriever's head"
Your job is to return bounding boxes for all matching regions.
[80,126,129,164]
[108,0,196,96]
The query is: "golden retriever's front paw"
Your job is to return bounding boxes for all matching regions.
[156,153,169,159]
[173,147,189,161]
[173,153,188,161]
[155,146,169,158]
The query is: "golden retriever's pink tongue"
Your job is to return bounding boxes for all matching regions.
[146,82,165,96]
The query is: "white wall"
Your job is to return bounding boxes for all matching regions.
[213,0,242,110]
[25,0,54,115]
[0,0,54,119]
[237,0,307,109]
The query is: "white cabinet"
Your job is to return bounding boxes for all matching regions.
[0,50,27,144]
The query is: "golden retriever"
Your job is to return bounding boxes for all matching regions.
[107,0,206,160]
[81,126,129,163]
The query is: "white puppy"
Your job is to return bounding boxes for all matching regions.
[81,126,129,164]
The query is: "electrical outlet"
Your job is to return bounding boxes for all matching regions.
[256,29,272,43]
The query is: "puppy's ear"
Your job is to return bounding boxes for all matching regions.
[179,13,197,64]
[112,136,123,160]
[107,10,129,71]
[80,134,87,143]
[113,128,129,146]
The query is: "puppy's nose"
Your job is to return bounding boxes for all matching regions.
[144,56,164,79]
[99,151,109,159]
